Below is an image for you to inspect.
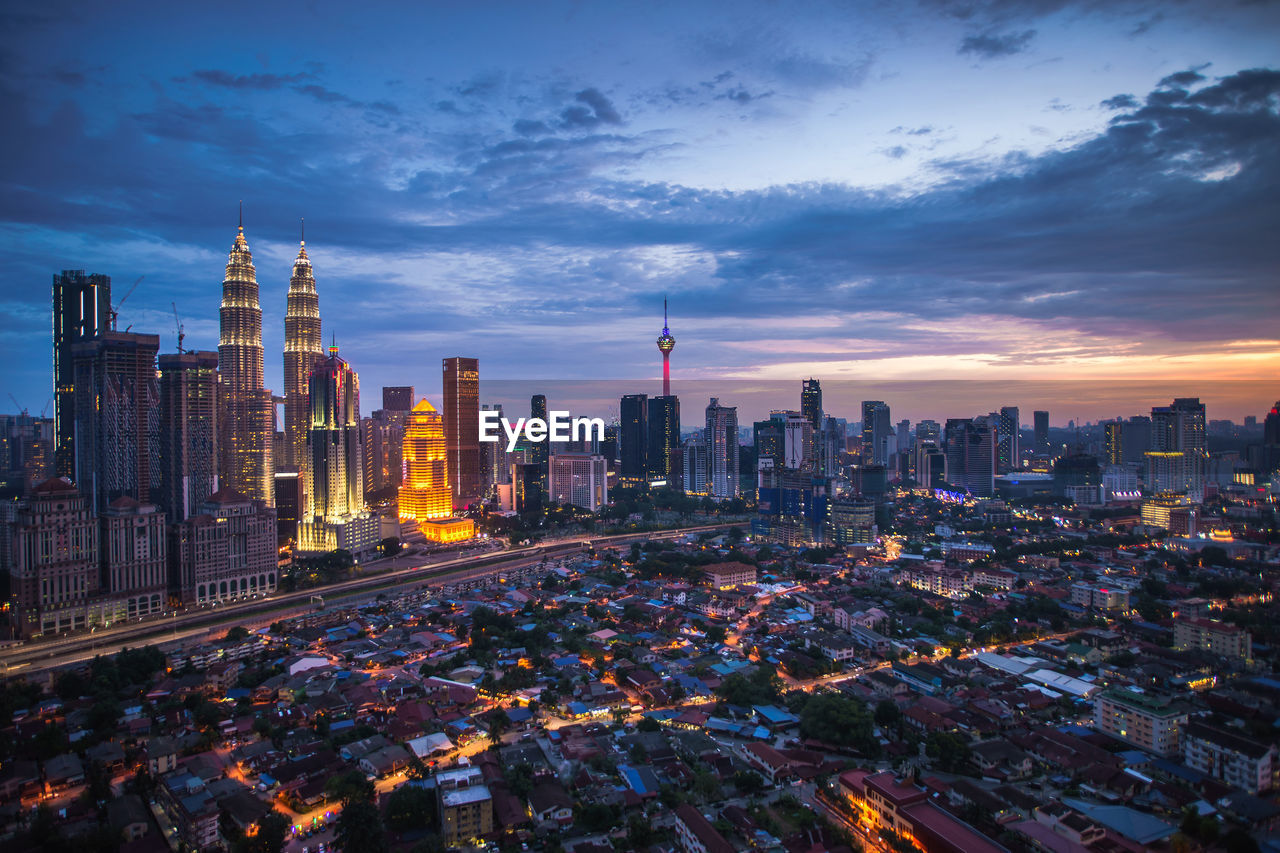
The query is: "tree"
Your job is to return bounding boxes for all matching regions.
[733,770,765,796]
[226,625,250,642]
[874,699,900,729]
[325,769,375,807]
[385,784,436,832]
[334,798,389,853]
[926,731,972,773]
[487,707,511,744]
[234,811,290,853]
[705,624,728,644]
[798,693,879,757]
[637,716,661,733]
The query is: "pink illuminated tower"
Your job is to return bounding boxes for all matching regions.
[656,298,676,396]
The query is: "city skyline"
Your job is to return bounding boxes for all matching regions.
[1,1,1278,413]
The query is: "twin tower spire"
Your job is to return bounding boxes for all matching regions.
[216,211,325,505]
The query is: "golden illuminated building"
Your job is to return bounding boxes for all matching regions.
[284,228,322,479]
[217,216,275,505]
[400,398,474,542]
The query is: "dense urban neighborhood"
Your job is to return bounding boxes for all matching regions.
[3,487,1278,853]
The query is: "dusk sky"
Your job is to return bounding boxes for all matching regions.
[2,1,1278,423]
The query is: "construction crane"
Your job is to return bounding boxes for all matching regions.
[108,275,144,331]
[41,399,51,418]
[172,302,185,354]
[7,394,27,417]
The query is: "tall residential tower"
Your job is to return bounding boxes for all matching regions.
[53,270,111,478]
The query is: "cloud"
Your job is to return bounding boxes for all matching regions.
[959,29,1036,58]
[559,87,622,129]
[1157,68,1207,89]
[1100,94,1138,109]
[189,69,312,90]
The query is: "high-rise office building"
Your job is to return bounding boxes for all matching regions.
[861,401,891,465]
[157,351,219,523]
[1033,410,1050,452]
[656,300,676,397]
[1,415,54,497]
[801,379,822,433]
[443,357,481,505]
[1123,415,1152,464]
[944,416,996,497]
[72,331,160,514]
[298,344,377,556]
[619,394,648,485]
[705,398,739,499]
[997,406,1019,473]
[362,413,401,495]
[217,219,274,505]
[1147,398,1208,500]
[382,386,415,412]
[754,419,784,472]
[916,420,941,446]
[53,270,112,479]
[400,398,453,523]
[284,232,323,478]
[771,410,811,470]
[549,452,608,511]
[647,395,680,487]
[530,394,548,489]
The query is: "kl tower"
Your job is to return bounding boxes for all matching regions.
[656,298,676,396]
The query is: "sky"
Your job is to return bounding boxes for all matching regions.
[1,0,1278,425]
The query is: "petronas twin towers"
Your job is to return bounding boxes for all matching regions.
[216,216,325,510]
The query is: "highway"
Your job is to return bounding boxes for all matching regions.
[0,522,735,677]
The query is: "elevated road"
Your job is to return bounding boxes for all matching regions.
[0,522,736,677]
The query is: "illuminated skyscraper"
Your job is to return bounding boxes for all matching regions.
[647,395,680,487]
[53,270,111,478]
[997,406,1019,473]
[400,398,452,521]
[383,386,414,412]
[861,401,891,465]
[549,452,608,511]
[298,343,377,556]
[284,228,322,478]
[530,394,548,490]
[705,397,739,499]
[400,398,474,542]
[801,379,822,432]
[656,299,675,397]
[1146,398,1207,500]
[217,216,274,505]
[1104,420,1123,466]
[443,357,481,505]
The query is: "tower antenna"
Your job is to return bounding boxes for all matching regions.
[238,200,243,230]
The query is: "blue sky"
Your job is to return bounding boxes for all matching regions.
[1,0,1278,421]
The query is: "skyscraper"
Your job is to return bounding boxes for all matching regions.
[157,350,219,523]
[705,397,739,499]
[283,230,322,478]
[218,218,274,505]
[1147,398,1207,500]
[443,357,481,506]
[997,406,1019,473]
[53,270,111,478]
[647,395,680,487]
[619,394,648,485]
[944,416,996,497]
[100,496,167,622]
[1033,410,1050,452]
[861,401,891,465]
[72,331,160,514]
[400,398,453,523]
[656,299,676,397]
[801,379,822,433]
[298,343,377,556]
[1104,420,1123,466]
[530,394,548,489]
